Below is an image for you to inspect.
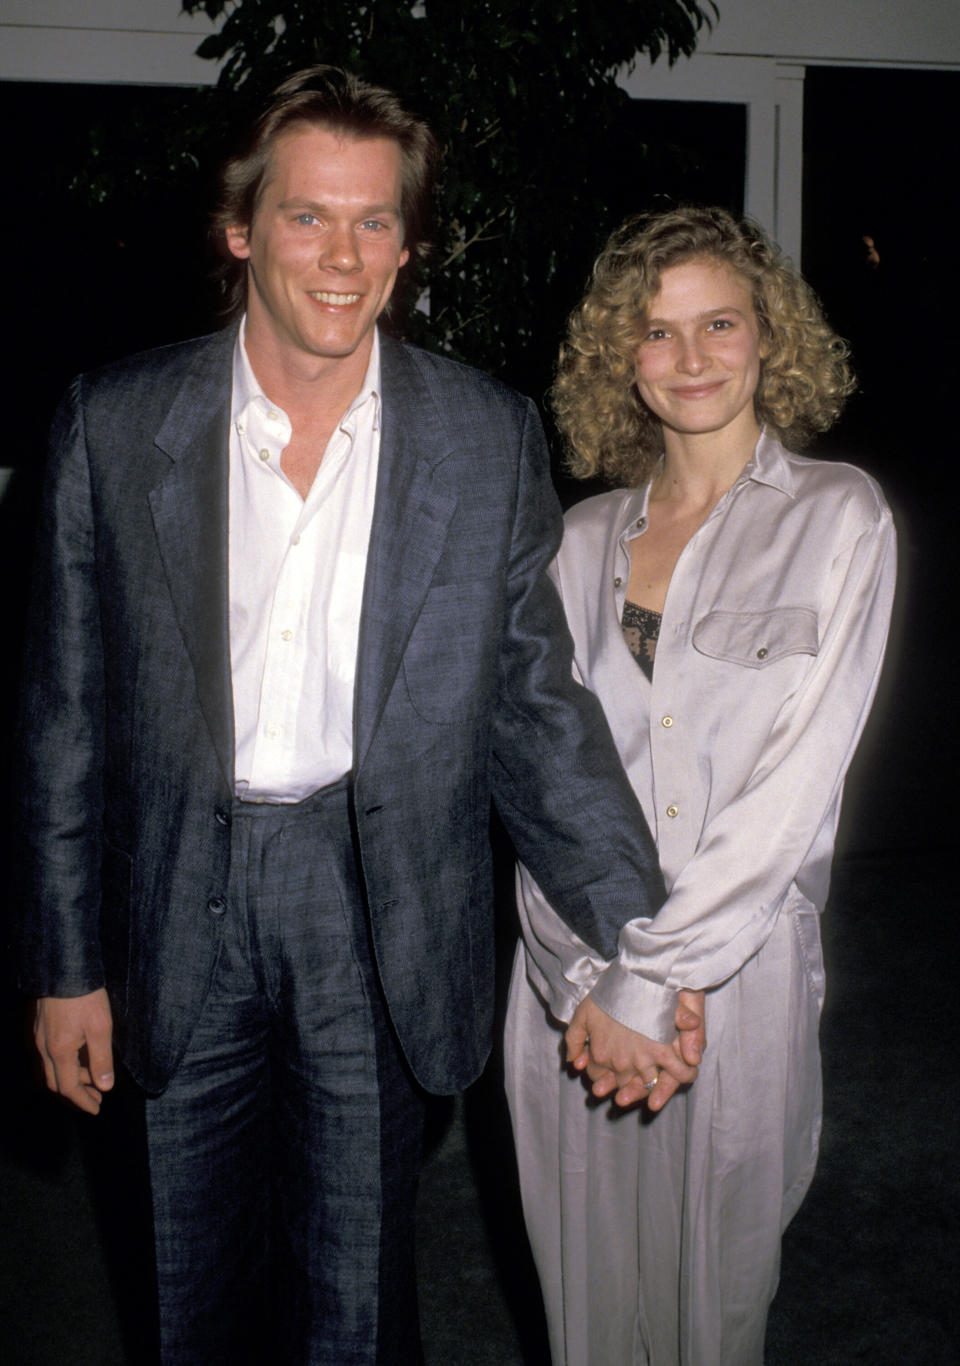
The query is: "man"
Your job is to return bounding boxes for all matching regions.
[17,69,702,1364]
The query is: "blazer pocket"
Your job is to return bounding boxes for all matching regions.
[692,607,819,669]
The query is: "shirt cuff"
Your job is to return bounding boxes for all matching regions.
[587,957,679,1042]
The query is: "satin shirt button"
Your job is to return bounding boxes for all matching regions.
[207,897,227,915]
[259,448,270,462]
[756,647,769,659]
[214,807,230,827]
[661,715,674,727]
[666,804,679,819]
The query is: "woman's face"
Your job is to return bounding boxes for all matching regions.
[633,257,763,444]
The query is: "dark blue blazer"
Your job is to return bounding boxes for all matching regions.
[17,327,664,1095]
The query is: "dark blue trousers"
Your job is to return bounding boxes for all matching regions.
[144,779,426,1365]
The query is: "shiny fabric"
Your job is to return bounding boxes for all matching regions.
[506,902,822,1366]
[514,432,896,1040]
[506,432,896,1364]
[17,326,663,1096]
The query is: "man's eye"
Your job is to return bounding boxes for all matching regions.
[361,219,386,231]
[296,213,317,226]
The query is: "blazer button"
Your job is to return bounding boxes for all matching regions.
[214,806,231,827]
[207,897,227,915]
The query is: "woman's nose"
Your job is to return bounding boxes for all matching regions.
[676,334,707,374]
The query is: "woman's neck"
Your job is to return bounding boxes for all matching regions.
[652,416,761,510]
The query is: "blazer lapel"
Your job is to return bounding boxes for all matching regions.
[354,337,458,772]
[148,330,235,789]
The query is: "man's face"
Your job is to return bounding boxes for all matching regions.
[226,124,410,375]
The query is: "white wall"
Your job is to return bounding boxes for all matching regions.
[698,0,960,67]
[0,0,217,85]
[3,0,958,87]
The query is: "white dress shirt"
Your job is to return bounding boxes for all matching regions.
[229,324,381,801]
[516,430,896,1041]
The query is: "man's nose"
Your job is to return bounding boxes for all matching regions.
[321,223,362,270]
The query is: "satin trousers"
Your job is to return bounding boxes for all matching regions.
[505,900,824,1366]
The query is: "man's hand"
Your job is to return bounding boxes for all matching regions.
[675,988,706,1067]
[34,989,115,1115]
[565,994,700,1113]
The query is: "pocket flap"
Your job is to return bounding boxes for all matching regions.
[692,607,819,668]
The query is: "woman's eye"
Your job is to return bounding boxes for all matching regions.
[645,328,669,342]
[708,318,734,331]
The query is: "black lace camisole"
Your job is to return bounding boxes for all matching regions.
[621,601,661,682]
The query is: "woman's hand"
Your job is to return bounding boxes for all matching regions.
[565,991,704,1112]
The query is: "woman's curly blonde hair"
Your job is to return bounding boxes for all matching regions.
[551,206,855,486]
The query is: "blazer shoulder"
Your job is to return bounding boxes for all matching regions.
[381,334,532,417]
[76,327,235,407]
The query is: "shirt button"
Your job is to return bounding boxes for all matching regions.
[661,715,674,728]
[259,448,270,462]
[636,516,647,530]
[207,897,227,915]
[268,410,279,421]
[666,804,679,818]
[756,647,768,659]
[214,806,231,827]
[614,576,622,587]
[280,629,293,641]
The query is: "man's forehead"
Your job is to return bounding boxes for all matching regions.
[269,122,403,170]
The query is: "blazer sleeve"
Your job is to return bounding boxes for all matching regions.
[15,378,108,997]
[488,400,665,959]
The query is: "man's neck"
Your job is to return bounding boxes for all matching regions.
[242,326,375,431]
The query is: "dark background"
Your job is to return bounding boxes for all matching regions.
[1,64,957,1364]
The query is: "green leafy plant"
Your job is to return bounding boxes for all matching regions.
[182,0,717,391]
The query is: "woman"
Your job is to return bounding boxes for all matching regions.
[504,206,896,1365]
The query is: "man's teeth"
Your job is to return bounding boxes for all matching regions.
[309,291,361,304]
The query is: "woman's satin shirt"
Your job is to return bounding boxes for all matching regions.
[516,431,897,1042]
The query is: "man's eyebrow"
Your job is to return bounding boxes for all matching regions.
[276,198,402,216]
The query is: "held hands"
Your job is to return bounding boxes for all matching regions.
[34,988,115,1114]
[565,989,706,1112]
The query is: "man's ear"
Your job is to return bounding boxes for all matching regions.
[224,224,252,261]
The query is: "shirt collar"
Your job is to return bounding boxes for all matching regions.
[231,318,383,434]
[740,427,797,497]
[615,428,795,549]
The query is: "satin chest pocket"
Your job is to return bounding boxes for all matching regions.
[692,607,819,668]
